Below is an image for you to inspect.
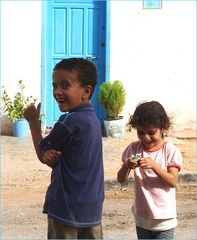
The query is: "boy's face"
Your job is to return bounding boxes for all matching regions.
[52,69,92,112]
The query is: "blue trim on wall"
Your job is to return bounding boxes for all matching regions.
[41,0,109,126]
[143,0,162,9]
[41,0,47,127]
[105,0,110,82]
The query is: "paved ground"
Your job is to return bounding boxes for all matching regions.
[1,128,196,182]
[1,127,196,239]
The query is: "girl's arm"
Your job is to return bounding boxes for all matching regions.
[117,156,138,184]
[117,162,131,184]
[140,157,179,187]
[153,164,178,187]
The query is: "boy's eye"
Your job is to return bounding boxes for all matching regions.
[52,82,69,89]
[52,83,57,89]
[62,83,69,89]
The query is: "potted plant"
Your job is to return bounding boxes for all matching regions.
[98,80,126,138]
[1,80,37,137]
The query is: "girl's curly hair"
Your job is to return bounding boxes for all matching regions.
[129,101,171,130]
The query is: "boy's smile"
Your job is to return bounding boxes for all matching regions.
[52,69,91,112]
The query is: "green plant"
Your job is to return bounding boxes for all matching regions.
[98,80,126,119]
[1,80,37,123]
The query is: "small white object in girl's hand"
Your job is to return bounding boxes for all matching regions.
[131,153,141,161]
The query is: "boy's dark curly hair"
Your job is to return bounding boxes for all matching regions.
[129,101,171,130]
[53,58,97,98]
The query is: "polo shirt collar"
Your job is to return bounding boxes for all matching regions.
[70,103,93,113]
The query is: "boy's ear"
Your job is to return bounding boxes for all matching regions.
[82,85,93,99]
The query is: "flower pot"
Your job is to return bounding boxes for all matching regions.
[104,117,125,138]
[12,118,29,137]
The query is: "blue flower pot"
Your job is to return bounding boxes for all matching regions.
[12,118,29,137]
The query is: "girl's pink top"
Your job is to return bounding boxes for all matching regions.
[122,141,183,219]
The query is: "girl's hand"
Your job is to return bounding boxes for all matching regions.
[24,103,41,124]
[139,157,156,169]
[125,158,138,169]
[42,149,61,168]
[139,157,179,187]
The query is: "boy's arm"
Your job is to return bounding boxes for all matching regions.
[24,103,62,167]
[29,118,45,162]
[42,149,61,168]
[24,103,45,161]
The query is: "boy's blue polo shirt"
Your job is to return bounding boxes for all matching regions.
[39,103,104,227]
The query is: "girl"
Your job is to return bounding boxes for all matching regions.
[117,101,183,240]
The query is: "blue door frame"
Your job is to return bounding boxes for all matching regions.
[41,0,110,127]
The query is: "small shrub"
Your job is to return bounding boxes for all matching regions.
[98,80,126,119]
[1,80,37,123]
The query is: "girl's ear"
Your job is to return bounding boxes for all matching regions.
[161,129,166,139]
[82,85,93,100]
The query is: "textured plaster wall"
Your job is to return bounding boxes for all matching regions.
[1,1,196,134]
[1,1,41,134]
[1,1,41,100]
[110,1,196,128]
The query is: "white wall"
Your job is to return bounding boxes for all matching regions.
[1,0,41,100]
[110,1,196,127]
[1,0,41,134]
[1,0,196,133]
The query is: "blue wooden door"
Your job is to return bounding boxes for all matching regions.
[42,0,107,126]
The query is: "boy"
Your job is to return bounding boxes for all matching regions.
[24,58,104,239]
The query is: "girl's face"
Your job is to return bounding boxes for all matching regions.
[52,69,92,112]
[136,125,164,151]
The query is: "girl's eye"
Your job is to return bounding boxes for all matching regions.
[137,130,144,136]
[137,130,156,136]
[147,131,156,136]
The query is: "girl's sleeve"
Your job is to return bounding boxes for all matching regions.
[167,143,183,171]
[122,143,133,163]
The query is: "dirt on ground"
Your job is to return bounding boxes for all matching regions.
[1,128,196,239]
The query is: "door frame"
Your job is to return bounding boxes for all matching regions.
[41,0,110,127]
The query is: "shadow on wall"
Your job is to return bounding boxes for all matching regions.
[169,111,196,132]
[1,115,13,136]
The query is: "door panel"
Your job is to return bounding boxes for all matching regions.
[42,1,106,126]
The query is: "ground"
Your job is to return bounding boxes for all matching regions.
[1,128,196,239]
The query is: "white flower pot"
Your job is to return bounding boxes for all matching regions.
[104,117,125,138]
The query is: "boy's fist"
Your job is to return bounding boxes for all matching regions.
[24,103,41,123]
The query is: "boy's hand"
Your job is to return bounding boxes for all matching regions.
[42,149,61,168]
[24,103,41,124]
